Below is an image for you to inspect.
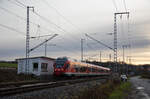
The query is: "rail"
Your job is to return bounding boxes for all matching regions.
[0,77,107,96]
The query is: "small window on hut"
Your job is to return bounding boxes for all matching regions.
[33,63,38,71]
[41,63,48,72]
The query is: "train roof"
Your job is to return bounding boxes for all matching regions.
[56,57,110,70]
[86,63,110,70]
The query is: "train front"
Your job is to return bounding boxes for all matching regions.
[53,57,69,76]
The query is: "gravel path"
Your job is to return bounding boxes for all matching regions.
[0,79,105,99]
[129,76,150,99]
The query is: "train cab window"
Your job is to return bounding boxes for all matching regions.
[33,63,38,71]
[55,61,65,68]
[41,63,48,72]
[88,67,91,72]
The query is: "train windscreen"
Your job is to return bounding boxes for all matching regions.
[55,57,68,68]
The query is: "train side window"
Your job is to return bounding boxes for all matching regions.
[80,67,83,72]
[88,67,91,72]
[80,67,86,72]
[92,68,97,72]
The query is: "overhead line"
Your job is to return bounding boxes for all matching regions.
[14,0,66,33]
[85,34,114,51]
[6,1,55,34]
[33,11,68,34]
[0,23,25,36]
[14,0,26,8]
[8,0,25,8]
[42,0,85,34]
[0,6,25,21]
[13,0,80,41]
[9,0,82,51]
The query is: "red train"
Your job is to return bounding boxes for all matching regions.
[53,57,111,76]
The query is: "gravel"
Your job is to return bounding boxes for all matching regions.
[0,79,105,99]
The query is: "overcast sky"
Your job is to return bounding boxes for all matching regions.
[0,0,150,64]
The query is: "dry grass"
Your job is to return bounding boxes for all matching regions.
[0,69,37,83]
[71,78,131,99]
[71,79,121,99]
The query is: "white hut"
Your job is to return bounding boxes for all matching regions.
[17,56,55,76]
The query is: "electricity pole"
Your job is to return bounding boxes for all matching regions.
[26,6,34,74]
[114,12,129,72]
[45,41,47,57]
[45,43,56,57]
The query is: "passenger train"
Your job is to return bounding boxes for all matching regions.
[53,57,111,76]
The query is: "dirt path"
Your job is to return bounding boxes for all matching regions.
[129,76,150,99]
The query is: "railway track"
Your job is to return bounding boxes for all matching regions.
[0,80,50,88]
[0,77,107,96]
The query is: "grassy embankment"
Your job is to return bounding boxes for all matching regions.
[72,79,131,99]
[0,69,38,83]
[0,62,17,68]
[0,62,38,83]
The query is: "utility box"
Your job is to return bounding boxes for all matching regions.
[17,56,55,76]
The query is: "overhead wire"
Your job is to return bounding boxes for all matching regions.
[14,0,81,45]
[30,1,81,50]
[34,0,86,51]
[8,1,73,39]
[0,6,25,21]
[3,1,55,35]
[42,0,115,60]
[41,0,85,34]
[33,11,81,49]
[8,0,25,8]
[14,0,26,8]
[0,23,25,36]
